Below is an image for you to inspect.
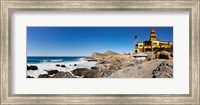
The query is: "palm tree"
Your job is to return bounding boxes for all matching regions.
[134,35,138,52]
[134,35,138,41]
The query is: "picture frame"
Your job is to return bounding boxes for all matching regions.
[0,0,199,104]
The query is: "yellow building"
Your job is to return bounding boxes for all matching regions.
[135,28,173,53]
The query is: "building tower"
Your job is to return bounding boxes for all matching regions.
[150,28,157,41]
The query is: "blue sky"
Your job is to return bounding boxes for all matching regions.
[27,27,173,56]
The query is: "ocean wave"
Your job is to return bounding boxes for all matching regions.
[27,60,41,63]
[43,59,64,62]
[27,57,87,64]
[78,58,85,61]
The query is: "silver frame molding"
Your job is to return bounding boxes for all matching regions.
[0,0,199,104]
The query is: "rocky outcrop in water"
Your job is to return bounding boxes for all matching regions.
[27,65,38,70]
[27,75,34,78]
[61,65,66,67]
[56,64,60,67]
[38,74,50,78]
[45,70,58,75]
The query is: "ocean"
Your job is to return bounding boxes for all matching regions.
[27,56,85,64]
[27,56,97,78]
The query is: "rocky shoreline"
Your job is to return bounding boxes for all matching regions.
[27,50,173,78]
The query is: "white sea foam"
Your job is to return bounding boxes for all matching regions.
[43,59,64,62]
[27,58,97,78]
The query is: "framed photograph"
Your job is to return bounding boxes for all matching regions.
[26,27,173,79]
[0,0,199,104]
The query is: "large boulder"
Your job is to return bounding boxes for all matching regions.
[27,65,38,70]
[27,75,34,78]
[152,61,173,78]
[72,68,89,76]
[52,72,75,78]
[159,51,171,59]
[27,65,30,70]
[56,64,60,67]
[38,74,50,78]
[72,68,101,78]
[155,51,171,59]
[61,65,66,67]
[45,70,58,75]
[91,66,99,70]
[83,70,101,78]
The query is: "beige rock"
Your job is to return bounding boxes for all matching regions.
[159,51,171,59]
[147,54,155,61]
[83,70,101,78]
[155,52,160,59]
[52,72,75,78]
[97,61,123,70]
[108,59,173,78]
[152,61,173,78]
[155,51,171,59]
